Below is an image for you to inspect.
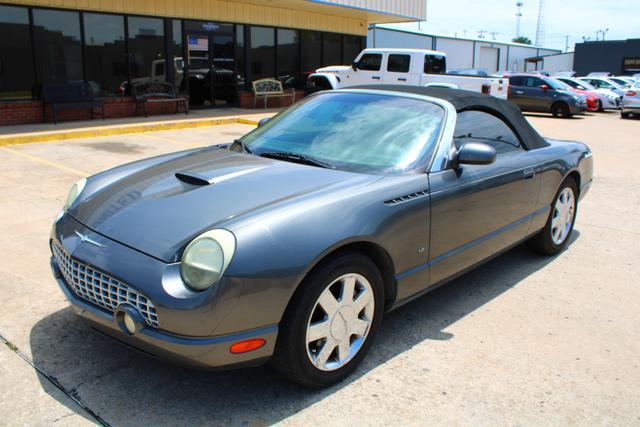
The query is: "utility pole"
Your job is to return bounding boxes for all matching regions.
[490,32,498,40]
[478,30,487,39]
[565,35,569,52]
[535,0,546,46]
[515,1,524,38]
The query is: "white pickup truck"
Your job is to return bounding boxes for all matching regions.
[306,48,508,99]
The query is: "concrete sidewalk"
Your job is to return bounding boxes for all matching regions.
[0,107,280,146]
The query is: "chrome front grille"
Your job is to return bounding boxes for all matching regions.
[52,240,159,328]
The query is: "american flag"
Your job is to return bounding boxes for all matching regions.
[189,36,209,51]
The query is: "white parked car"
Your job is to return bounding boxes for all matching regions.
[555,77,621,110]
[621,81,640,119]
[306,48,509,99]
[578,77,627,97]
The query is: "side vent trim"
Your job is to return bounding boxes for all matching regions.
[384,190,429,205]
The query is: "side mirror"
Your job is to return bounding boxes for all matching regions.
[454,142,496,167]
[540,84,550,91]
[352,61,358,71]
[258,117,270,127]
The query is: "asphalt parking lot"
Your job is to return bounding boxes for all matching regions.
[0,111,639,426]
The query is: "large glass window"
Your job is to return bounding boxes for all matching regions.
[250,26,275,81]
[0,5,34,99]
[236,25,246,89]
[172,19,185,91]
[301,30,322,85]
[322,33,341,66]
[343,35,362,64]
[32,9,82,83]
[83,13,126,96]
[128,17,165,82]
[277,29,298,89]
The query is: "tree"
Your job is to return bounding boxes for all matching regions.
[512,36,532,45]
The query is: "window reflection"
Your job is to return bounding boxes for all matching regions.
[277,29,298,89]
[301,30,321,86]
[128,17,165,84]
[33,9,82,83]
[0,5,34,99]
[322,33,341,66]
[83,13,126,96]
[250,26,275,80]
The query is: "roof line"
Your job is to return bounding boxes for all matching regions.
[305,0,422,21]
[371,25,561,52]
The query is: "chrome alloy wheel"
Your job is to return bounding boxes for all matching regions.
[551,187,575,245]
[305,273,375,371]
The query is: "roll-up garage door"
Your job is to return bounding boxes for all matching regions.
[478,47,499,73]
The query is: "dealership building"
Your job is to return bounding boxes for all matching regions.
[0,0,425,125]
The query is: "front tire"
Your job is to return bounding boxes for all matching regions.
[621,111,631,119]
[529,178,578,255]
[551,102,572,118]
[271,253,384,388]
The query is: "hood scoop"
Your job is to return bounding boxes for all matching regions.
[175,172,213,186]
[175,166,268,187]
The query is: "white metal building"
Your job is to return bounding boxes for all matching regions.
[368,25,560,74]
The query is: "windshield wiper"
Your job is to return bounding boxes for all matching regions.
[259,151,335,169]
[230,139,252,154]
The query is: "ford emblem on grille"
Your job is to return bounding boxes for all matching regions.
[74,230,106,248]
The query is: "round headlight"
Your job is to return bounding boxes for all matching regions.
[64,178,86,211]
[180,229,236,291]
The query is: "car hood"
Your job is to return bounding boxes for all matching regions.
[315,65,351,73]
[71,147,377,262]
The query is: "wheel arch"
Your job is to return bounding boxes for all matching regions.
[283,240,398,321]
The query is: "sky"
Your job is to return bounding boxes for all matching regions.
[385,0,640,51]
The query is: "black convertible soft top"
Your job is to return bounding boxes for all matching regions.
[349,85,549,150]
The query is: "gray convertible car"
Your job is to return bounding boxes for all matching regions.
[50,86,593,387]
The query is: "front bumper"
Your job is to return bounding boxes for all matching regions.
[50,214,278,369]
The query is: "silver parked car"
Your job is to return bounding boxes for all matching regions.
[621,82,640,119]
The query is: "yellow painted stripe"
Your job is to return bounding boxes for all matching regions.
[1,147,88,177]
[0,116,261,148]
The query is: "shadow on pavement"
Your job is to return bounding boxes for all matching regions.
[30,232,579,426]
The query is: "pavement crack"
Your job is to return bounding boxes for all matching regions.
[0,332,112,427]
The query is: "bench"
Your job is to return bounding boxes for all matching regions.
[41,82,104,124]
[132,82,188,117]
[252,78,296,109]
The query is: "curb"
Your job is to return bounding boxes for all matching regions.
[0,116,260,147]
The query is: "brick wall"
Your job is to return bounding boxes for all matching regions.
[0,96,189,127]
[0,91,304,126]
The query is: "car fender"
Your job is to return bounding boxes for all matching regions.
[218,174,432,332]
[308,72,341,90]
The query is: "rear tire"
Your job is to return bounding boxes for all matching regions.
[596,100,604,112]
[621,111,631,119]
[529,177,578,256]
[551,102,572,118]
[271,253,384,388]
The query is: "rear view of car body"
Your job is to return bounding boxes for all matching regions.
[621,83,640,118]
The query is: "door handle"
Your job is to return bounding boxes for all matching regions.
[523,169,536,179]
[515,90,524,94]
[398,78,407,82]
[372,76,381,80]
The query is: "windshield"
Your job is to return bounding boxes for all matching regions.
[547,78,570,90]
[240,92,445,175]
[569,79,595,90]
